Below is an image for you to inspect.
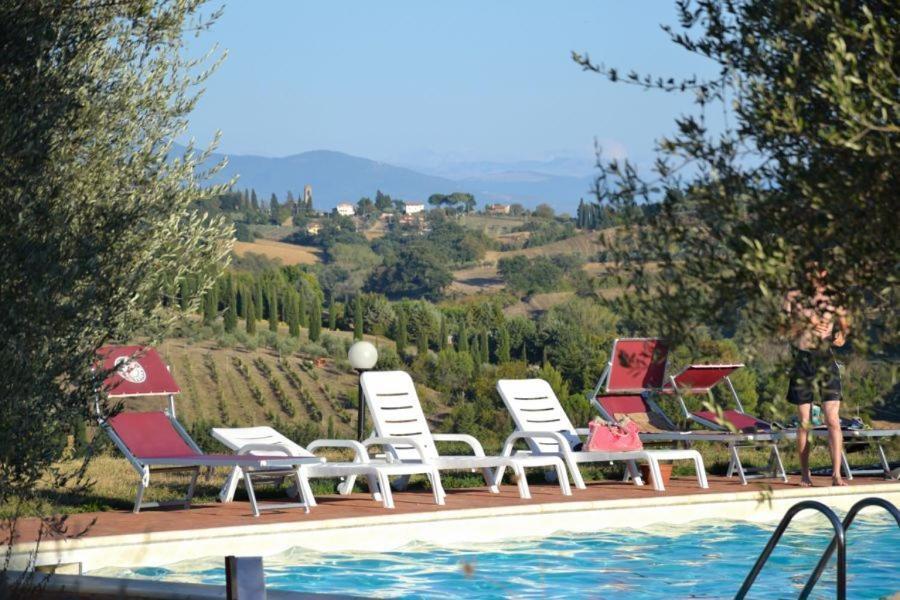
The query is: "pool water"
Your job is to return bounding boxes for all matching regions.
[98,514,899,599]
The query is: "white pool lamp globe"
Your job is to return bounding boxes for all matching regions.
[348,341,378,371]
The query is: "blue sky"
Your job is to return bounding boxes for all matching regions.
[184,1,720,174]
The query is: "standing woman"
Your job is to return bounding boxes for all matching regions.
[784,269,851,487]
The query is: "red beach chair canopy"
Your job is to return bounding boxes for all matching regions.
[607,338,669,392]
[664,364,743,393]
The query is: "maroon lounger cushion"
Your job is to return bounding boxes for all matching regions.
[108,411,199,458]
[693,409,771,433]
[597,394,650,415]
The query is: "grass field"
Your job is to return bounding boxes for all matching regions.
[233,239,322,265]
[460,213,528,236]
[482,231,603,262]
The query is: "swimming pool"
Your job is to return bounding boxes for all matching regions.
[97,514,898,598]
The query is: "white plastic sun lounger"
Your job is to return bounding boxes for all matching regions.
[497,378,708,492]
[95,346,324,517]
[344,371,572,500]
[213,426,444,509]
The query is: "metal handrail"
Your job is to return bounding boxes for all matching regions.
[735,500,846,600]
[800,497,900,599]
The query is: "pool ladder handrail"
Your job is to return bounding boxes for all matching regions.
[735,500,845,600]
[800,497,900,599]
[735,497,899,600]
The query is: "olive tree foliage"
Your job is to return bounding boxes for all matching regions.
[0,0,233,507]
[575,1,898,353]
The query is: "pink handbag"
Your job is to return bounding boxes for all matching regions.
[586,417,643,452]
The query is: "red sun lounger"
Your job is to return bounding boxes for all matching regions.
[666,362,899,480]
[591,338,788,484]
[96,346,323,516]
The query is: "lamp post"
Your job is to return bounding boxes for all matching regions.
[348,340,378,441]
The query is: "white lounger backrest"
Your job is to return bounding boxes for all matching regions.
[211,426,313,458]
[360,371,439,462]
[497,379,579,454]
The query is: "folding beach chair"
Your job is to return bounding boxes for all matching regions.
[212,426,444,509]
[346,371,573,501]
[591,338,787,484]
[497,378,707,492]
[96,346,324,516]
[662,363,788,483]
[663,356,899,480]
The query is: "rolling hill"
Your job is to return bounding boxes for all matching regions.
[190,147,592,213]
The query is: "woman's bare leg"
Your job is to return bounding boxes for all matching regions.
[823,400,847,486]
[796,403,812,486]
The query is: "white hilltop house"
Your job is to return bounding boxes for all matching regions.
[335,202,356,217]
[404,201,425,215]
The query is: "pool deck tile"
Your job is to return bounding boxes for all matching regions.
[7,474,897,546]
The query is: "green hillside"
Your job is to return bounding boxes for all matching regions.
[142,327,451,450]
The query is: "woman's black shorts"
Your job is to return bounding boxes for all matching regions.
[787,348,842,405]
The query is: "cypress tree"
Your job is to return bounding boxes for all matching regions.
[521,340,528,362]
[438,318,448,351]
[480,329,489,364]
[202,284,218,325]
[459,323,469,353]
[416,326,428,355]
[269,193,279,221]
[268,286,279,332]
[353,295,364,340]
[288,292,300,337]
[471,337,482,374]
[251,189,259,210]
[254,282,263,320]
[298,288,307,327]
[308,300,322,342]
[497,325,511,363]
[245,292,257,334]
[236,283,245,319]
[328,294,336,330]
[395,312,407,354]
[542,345,549,367]
[224,275,237,333]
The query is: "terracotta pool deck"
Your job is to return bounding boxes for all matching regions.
[8,474,899,573]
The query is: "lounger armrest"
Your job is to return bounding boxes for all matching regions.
[363,436,429,463]
[501,431,573,459]
[236,443,292,457]
[307,439,369,463]
[431,433,486,457]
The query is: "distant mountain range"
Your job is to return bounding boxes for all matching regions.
[192,147,595,214]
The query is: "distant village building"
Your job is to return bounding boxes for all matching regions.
[305,222,321,235]
[397,214,421,228]
[404,202,425,215]
[486,203,511,215]
[335,202,356,217]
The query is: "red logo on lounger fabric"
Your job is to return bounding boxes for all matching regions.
[98,345,180,397]
[114,356,147,384]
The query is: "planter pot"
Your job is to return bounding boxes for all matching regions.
[639,462,673,488]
